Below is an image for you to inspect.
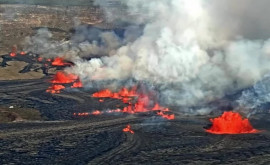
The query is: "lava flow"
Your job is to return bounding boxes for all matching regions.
[123,125,134,134]
[45,64,173,120]
[52,57,72,66]
[71,81,83,88]
[51,71,78,84]
[46,84,65,94]
[206,111,260,134]
[91,87,175,120]
[46,71,83,94]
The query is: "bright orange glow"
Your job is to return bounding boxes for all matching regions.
[46,84,65,94]
[71,81,83,88]
[92,110,102,115]
[52,57,72,66]
[51,71,78,84]
[91,87,175,120]
[20,51,26,55]
[157,111,175,120]
[9,52,16,57]
[119,87,137,97]
[206,111,260,134]
[92,87,138,98]
[10,45,17,57]
[47,72,81,94]
[123,124,134,134]
[92,89,113,98]
[73,110,103,116]
[74,112,89,116]
[152,103,162,111]
[122,97,132,103]
[37,57,43,62]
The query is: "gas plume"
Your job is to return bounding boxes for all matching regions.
[26,0,270,114]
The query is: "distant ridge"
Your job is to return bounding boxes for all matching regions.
[0,0,95,6]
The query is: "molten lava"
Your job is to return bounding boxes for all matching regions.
[123,125,134,134]
[52,57,72,66]
[92,89,113,98]
[206,111,260,134]
[73,110,102,116]
[51,71,78,84]
[45,62,175,120]
[20,51,26,55]
[46,71,81,94]
[37,57,43,62]
[10,45,17,57]
[9,52,16,57]
[71,81,83,88]
[91,87,175,120]
[157,111,175,120]
[92,87,138,99]
[46,84,65,94]
[92,110,102,115]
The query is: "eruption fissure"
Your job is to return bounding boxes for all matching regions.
[73,87,175,120]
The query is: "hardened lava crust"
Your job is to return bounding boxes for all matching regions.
[0,78,270,164]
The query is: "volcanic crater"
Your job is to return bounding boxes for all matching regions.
[1,1,270,165]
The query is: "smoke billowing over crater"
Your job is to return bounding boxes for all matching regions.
[23,0,270,115]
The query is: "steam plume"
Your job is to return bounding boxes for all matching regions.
[26,0,270,114]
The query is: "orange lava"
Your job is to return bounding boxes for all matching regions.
[10,45,17,57]
[73,110,103,116]
[51,71,78,84]
[206,111,260,134]
[92,110,102,115]
[119,87,137,97]
[45,59,174,120]
[46,84,65,94]
[20,51,26,55]
[157,111,175,120]
[92,89,113,98]
[123,125,134,134]
[91,87,175,120]
[71,81,83,88]
[37,57,43,62]
[52,57,72,66]
[99,99,104,102]
[75,112,89,116]
[46,71,81,94]
[92,87,138,99]
[9,52,16,57]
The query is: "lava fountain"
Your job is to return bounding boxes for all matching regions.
[206,111,260,134]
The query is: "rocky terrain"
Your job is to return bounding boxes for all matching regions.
[0,2,103,53]
[0,77,269,164]
[1,1,270,165]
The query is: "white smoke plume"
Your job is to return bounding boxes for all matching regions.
[67,0,270,111]
[23,0,270,113]
[23,26,123,59]
[237,73,270,115]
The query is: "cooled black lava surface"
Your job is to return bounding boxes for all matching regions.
[0,78,126,120]
[0,53,67,75]
[1,78,270,164]
[0,116,270,164]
